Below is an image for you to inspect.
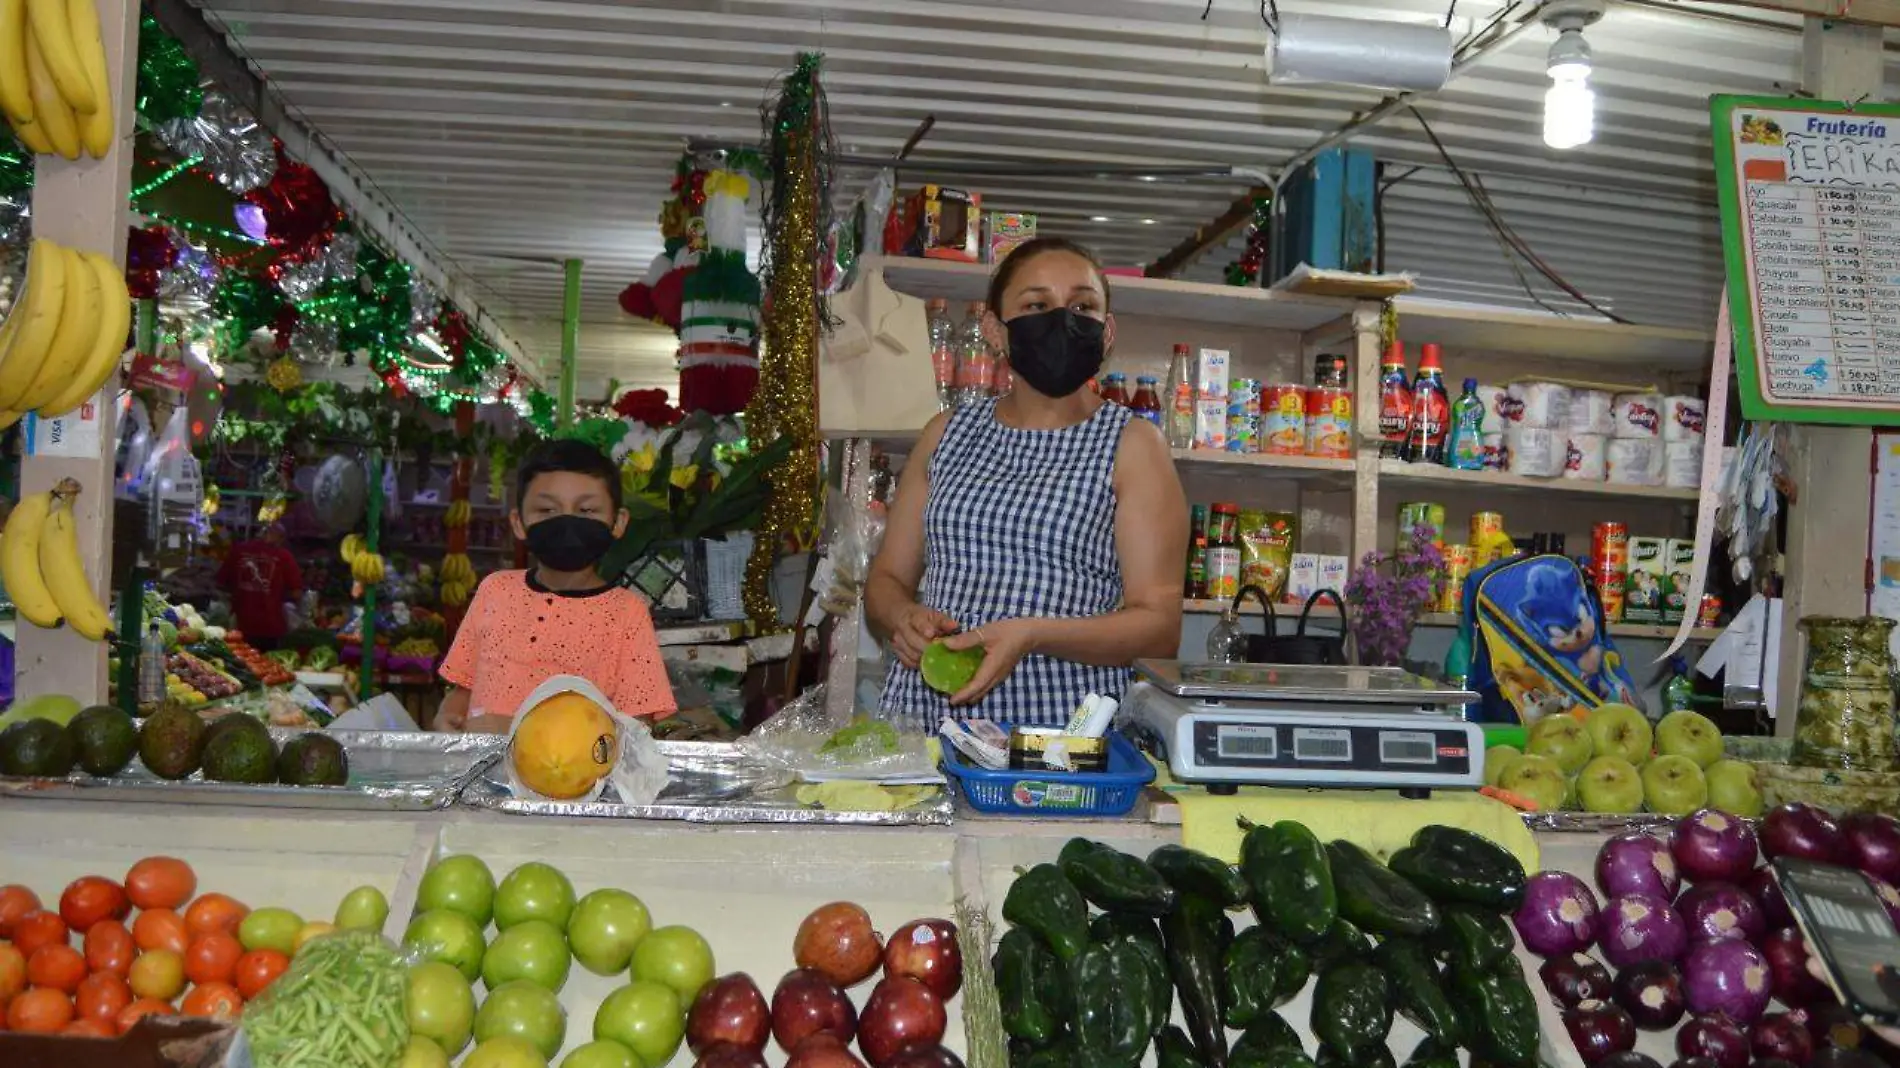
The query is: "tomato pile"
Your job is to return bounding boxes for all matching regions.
[0,856,309,1037]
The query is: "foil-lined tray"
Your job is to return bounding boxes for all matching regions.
[0,729,504,811]
[459,741,954,826]
[1521,811,1684,833]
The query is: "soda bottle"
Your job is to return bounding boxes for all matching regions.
[926,299,955,411]
[1130,375,1162,427]
[1100,373,1129,406]
[1444,377,1487,470]
[1403,342,1449,464]
[953,301,994,405]
[1377,341,1411,459]
[1163,343,1195,449]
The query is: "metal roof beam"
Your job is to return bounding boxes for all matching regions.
[1715,0,1900,26]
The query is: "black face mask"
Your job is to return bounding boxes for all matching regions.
[1005,308,1107,398]
[525,514,616,573]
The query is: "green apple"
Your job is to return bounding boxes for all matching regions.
[463,1036,549,1068]
[403,909,488,983]
[1576,755,1645,814]
[417,855,497,927]
[239,907,303,954]
[482,919,572,994]
[1483,746,1521,788]
[335,885,390,932]
[474,979,567,1061]
[1585,704,1654,766]
[1527,715,1594,775]
[560,1040,640,1068]
[494,862,577,931]
[406,960,476,1055]
[1642,753,1709,816]
[1656,710,1725,769]
[629,925,715,1005]
[567,889,652,977]
[594,980,684,1068]
[398,1035,450,1068]
[1497,753,1567,812]
[1706,758,1765,818]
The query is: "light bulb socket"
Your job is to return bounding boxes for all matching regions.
[1547,27,1592,74]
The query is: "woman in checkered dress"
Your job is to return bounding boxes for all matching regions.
[867,237,1188,727]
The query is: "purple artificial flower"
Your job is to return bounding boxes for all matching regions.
[1344,525,1447,666]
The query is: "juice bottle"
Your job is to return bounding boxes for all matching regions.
[1403,342,1449,464]
[953,301,993,404]
[1164,343,1195,448]
[1100,373,1129,407]
[1130,375,1162,427]
[1377,341,1411,459]
[1444,377,1486,470]
[1185,504,1208,599]
[926,299,955,411]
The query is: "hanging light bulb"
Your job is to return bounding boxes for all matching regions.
[1544,27,1594,149]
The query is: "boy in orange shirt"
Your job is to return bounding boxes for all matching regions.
[435,440,675,731]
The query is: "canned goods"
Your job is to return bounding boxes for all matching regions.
[1261,383,1306,455]
[1698,593,1722,628]
[1225,413,1260,453]
[1598,584,1626,623]
[1440,544,1475,614]
[1592,522,1630,573]
[1304,386,1352,459]
[1227,379,1261,417]
[1206,546,1242,600]
[1469,511,1505,547]
[1397,502,1446,548]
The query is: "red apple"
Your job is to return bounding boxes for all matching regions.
[882,919,962,1001]
[857,977,946,1068]
[795,902,884,988]
[886,1048,966,1068]
[687,973,771,1055]
[694,1044,769,1068]
[788,1033,869,1068]
[773,967,858,1052]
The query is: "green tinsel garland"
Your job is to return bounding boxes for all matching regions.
[213,273,283,356]
[137,14,204,126]
[0,126,29,200]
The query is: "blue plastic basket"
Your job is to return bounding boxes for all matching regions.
[939,728,1155,817]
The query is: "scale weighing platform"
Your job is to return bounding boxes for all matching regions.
[1121,660,1486,796]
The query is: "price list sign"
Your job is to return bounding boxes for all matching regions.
[1714,96,1900,425]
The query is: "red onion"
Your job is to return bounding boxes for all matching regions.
[1751,1011,1817,1067]
[1678,882,1767,944]
[1599,832,1682,901]
[1743,867,1795,931]
[1683,938,1774,1024]
[1671,809,1760,884]
[1676,1013,1751,1068]
[1599,893,1690,968]
[1541,952,1615,1007]
[1564,999,1638,1064]
[1761,804,1845,865]
[1838,811,1900,884]
[1613,959,1686,1031]
[1760,927,1833,1008]
[1514,870,1602,957]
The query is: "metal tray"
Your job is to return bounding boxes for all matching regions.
[1521,811,1683,833]
[459,741,954,826]
[0,729,505,811]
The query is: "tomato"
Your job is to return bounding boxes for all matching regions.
[179,980,242,1020]
[25,944,85,994]
[0,941,24,1002]
[133,909,188,955]
[63,1017,115,1037]
[11,910,68,958]
[58,877,130,933]
[6,987,74,1033]
[184,932,243,986]
[233,949,291,1000]
[0,886,41,939]
[124,857,196,912]
[116,998,176,1034]
[127,950,185,1002]
[183,894,248,940]
[83,920,135,978]
[74,972,132,1022]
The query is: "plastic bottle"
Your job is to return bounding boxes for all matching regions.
[1444,625,1476,719]
[925,299,956,411]
[1403,342,1449,464]
[1164,344,1195,449]
[1130,375,1162,427]
[953,301,993,405]
[1664,656,1695,717]
[1445,377,1487,470]
[138,622,168,708]
[1207,603,1248,663]
[1185,504,1209,599]
[1377,341,1411,459]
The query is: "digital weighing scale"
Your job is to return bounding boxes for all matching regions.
[1120,660,1486,796]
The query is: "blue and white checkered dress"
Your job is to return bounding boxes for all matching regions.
[882,397,1133,727]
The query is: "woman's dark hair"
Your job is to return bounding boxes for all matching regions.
[515,438,624,512]
[985,236,1112,314]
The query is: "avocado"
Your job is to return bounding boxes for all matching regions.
[201,725,278,784]
[277,733,349,787]
[0,718,77,777]
[201,711,269,751]
[67,705,138,777]
[138,707,207,780]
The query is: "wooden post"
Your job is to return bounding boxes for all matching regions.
[15,0,140,704]
[358,448,382,705]
[444,401,474,642]
[558,258,581,427]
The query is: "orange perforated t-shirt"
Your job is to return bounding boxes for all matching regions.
[438,570,676,720]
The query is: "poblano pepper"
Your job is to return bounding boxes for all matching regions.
[1073,939,1158,1068]
[1156,1025,1210,1068]
[1003,863,1089,961]
[1149,843,1250,909]
[995,926,1068,1047]
[1240,819,1336,945]
[1223,925,1281,1031]
[1059,838,1178,917]
[1161,894,1229,1068]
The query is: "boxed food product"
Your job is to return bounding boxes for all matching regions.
[1196,348,1231,402]
[1623,536,1668,624]
[1316,555,1349,598]
[1194,399,1228,450]
[906,185,982,262]
[1286,553,1320,604]
[983,211,1037,264]
[1664,538,1696,625]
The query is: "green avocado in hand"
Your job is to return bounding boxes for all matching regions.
[920,638,984,694]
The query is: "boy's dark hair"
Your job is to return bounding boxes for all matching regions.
[515,439,624,512]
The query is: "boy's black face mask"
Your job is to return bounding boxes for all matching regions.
[525,514,616,572]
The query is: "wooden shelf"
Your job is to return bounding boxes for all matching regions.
[873,256,1355,334]
[1173,448,1354,484]
[1182,600,1719,642]
[1377,458,1701,502]
[1392,297,1713,370]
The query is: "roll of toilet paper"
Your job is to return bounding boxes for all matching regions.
[1508,381,1571,430]
[1563,433,1608,481]
[1607,438,1663,486]
[1664,441,1703,488]
[1565,390,1615,436]
[1475,385,1513,428]
[1267,13,1454,93]
[1612,392,1664,439]
[1663,395,1706,442]
[1481,431,1508,471]
[1507,427,1563,478]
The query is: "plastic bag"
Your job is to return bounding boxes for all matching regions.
[502,674,669,806]
[230,930,407,1068]
[738,684,938,782]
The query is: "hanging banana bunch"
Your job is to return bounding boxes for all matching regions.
[0,239,133,425]
[1,477,113,640]
[339,531,385,598]
[439,552,476,607]
[1,0,115,161]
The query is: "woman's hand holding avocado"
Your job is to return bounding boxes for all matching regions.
[942,617,1040,706]
[890,602,960,669]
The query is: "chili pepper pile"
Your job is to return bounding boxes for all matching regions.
[994,823,1537,1068]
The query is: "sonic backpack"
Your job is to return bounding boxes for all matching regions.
[1461,553,1646,724]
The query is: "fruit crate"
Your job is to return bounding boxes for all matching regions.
[940,728,1154,817]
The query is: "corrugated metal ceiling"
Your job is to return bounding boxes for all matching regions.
[183,0,1830,396]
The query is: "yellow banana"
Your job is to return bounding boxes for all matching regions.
[20,245,96,410]
[22,28,76,159]
[37,251,127,417]
[65,0,106,156]
[2,490,60,627]
[340,533,363,564]
[0,411,23,431]
[0,240,67,410]
[23,0,92,114]
[39,494,109,640]
[0,0,31,124]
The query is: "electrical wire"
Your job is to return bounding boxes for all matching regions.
[1456,1,1524,55]
[1405,104,1632,323]
[1445,1,1458,28]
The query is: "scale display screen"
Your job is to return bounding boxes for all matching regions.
[1216,725,1277,759]
[1193,721,1472,777]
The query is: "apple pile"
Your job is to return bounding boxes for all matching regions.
[1522,803,1900,1068]
[1490,707,1760,818]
